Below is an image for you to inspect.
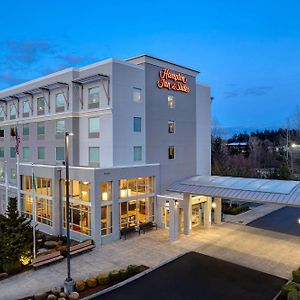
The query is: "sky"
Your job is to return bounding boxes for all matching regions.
[0,0,300,136]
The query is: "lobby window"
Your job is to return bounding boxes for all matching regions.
[55,93,65,112]
[100,181,112,201]
[63,180,90,202]
[133,88,141,103]
[168,120,175,134]
[23,147,30,160]
[133,117,142,132]
[23,100,30,117]
[38,147,45,160]
[10,147,16,158]
[168,146,175,159]
[133,146,142,161]
[56,147,65,161]
[56,119,65,134]
[119,176,155,198]
[88,86,100,109]
[0,147,4,158]
[10,104,17,120]
[89,147,100,164]
[37,122,45,135]
[101,205,112,236]
[36,197,52,226]
[168,95,175,109]
[11,168,16,180]
[37,97,45,115]
[0,106,5,120]
[23,124,30,137]
[0,127,4,138]
[88,117,100,138]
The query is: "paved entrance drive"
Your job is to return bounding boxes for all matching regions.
[248,206,300,236]
[97,252,286,300]
[1,223,300,300]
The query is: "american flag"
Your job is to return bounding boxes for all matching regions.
[15,129,20,155]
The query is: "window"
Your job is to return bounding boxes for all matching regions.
[88,86,100,108]
[119,177,155,198]
[0,147,4,158]
[168,146,175,159]
[133,146,142,161]
[37,97,45,115]
[10,127,16,136]
[38,147,45,160]
[168,120,175,133]
[56,120,65,133]
[0,106,5,120]
[23,124,30,136]
[23,147,30,160]
[10,104,17,119]
[11,168,16,180]
[36,197,52,226]
[10,147,16,158]
[56,147,65,161]
[63,180,90,201]
[88,117,99,137]
[89,147,99,164]
[100,181,112,201]
[133,88,141,103]
[168,95,175,108]
[101,205,112,236]
[23,101,30,116]
[133,117,142,132]
[0,127,4,138]
[37,122,45,135]
[55,93,65,111]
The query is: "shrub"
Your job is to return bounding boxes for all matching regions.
[109,270,120,281]
[2,260,22,275]
[119,269,128,280]
[288,290,300,300]
[127,264,139,276]
[281,282,299,298]
[293,270,300,283]
[97,273,110,285]
[86,276,98,288]
[75,279,86,292]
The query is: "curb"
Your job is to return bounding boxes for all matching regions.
[81,252,188,300]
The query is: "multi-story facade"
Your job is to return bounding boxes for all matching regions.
[0,55,211,244]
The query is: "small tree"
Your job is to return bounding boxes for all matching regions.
[0,198,33,266]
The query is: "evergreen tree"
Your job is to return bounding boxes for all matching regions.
[0,198,33,265]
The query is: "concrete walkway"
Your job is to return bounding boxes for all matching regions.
[1,223,300,300]
[224,204,284,224]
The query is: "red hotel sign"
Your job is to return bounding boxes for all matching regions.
[157,68,190,93]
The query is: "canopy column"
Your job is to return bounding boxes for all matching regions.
[214,197,222,224]
[203,197,212,227]
[183,193,192,235]
[169,199,179,241]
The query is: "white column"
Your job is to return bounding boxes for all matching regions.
[112,180,120,241]
[91,179,101,245]
[214,197,222,224]
[169,199,179,241]
[203,197,212,227]
[183,193,192,235]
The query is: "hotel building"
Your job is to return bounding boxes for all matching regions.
[0,55,211,244]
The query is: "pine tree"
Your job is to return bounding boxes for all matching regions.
[0,198,33,266]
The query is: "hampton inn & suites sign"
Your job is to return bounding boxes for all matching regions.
[157,68,190,93]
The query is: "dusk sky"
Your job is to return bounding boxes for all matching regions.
[1,0,299,135]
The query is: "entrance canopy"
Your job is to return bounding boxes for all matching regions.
[168,176,300,206]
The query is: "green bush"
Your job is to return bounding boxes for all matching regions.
[97,273,110,285]
[127,264,139,276]
[75,279,86,292]
[2,261,22,275]
[281,282,299,298]
[86,276,98,288]
[223,205,249,215]
[288,290,300,300]
[109,270,120,281]
[119,269,128,280]
[293,270,300,283]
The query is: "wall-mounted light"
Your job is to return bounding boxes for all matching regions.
[175,200,179,206]
[211,201,217,209]
[82,181,89,185]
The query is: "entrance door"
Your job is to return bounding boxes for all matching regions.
[162,207,170,229]
[192,204,201,227]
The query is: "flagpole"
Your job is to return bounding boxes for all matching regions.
[16,127,21,212]
[32,163,36,259]
[5,160,8,210]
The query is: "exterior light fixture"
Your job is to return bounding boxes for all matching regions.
[211,202,217,209]
[175,200,179,206]
[298,218,300,225]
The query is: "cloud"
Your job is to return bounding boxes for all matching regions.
[56,54,87,66]
[224,90,239,98]
[0,71,27,86]
[244,86,272,96]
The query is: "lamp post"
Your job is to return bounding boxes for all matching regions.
[64,132,74,294]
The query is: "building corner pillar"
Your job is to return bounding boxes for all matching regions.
[214,197,222,224]
[183,193,192,235]
[169,199,179,241]
[203,197,212,227]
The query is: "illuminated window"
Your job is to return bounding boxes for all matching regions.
[168,95,175,108]
[10,127,16,136]
[133,117,142,132]
[36,197,52,226]
[168,146,175,159]
[119,176,155,198]
[63,180,90,202]
[37,97,45,115]
[101,205,112,235]
[133,88,141,103]
[168,121,175,133]
[133,146,142,161]
[100,181,112,201]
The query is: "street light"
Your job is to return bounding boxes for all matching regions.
[64,132,74,294]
